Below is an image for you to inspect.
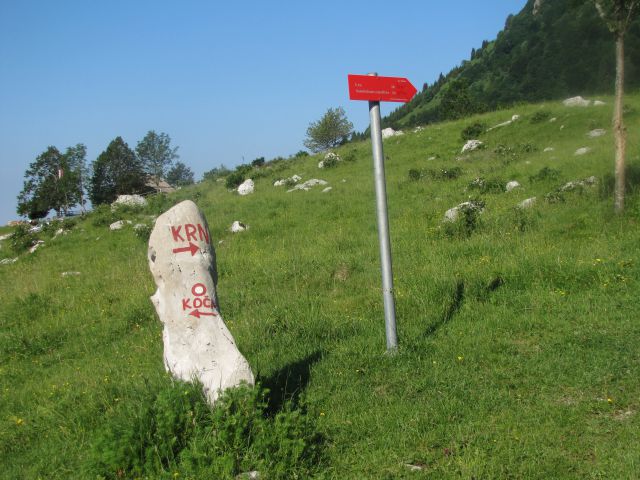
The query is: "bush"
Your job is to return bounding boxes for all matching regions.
[9,224,37,253]
[529,110,551,124]
[408,169,421,181]
[90,204,118,227]
[530,167,561,183]
[444,199,485,238]
[468,177,505,193]
[461,122,486,141]
[90,381,324,479]
[251,157,265,168]
[225,171,246,190]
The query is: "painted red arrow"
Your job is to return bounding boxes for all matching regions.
[172,242,199,256]
[189,309,218,318]
[348,74,417,103]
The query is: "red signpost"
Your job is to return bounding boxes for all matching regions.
[348,74,417,103]
[348,73,416,352]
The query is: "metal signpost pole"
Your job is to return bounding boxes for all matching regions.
[368,87,398,352]
[348,72,415,352]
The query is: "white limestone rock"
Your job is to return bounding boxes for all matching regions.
[588,129,606,138]
[322,187,332,193]
[0,257,18,265]
[287,179,328,192]
[506,181,521,192]
[549,117,557,123]
[593,100,606,106]
[381,127,403,139]
[544,147,555,152]
[274,174,302,186]
[518,197,537,209]
[0,233,12,241]
[112,194,147,209]
[230,221,248,233]
[563,96,591,107]
[443,201,484,222]
[61,271,81,277]
[461,140,484,153]
[237,179,254,196]
[29,240,44,253]
[575,147,591,156]
[148,200,254,405]
[109,220,131,230]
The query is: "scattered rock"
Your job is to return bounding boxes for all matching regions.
[563,96,591,107]
[61,271,81,277]
[549,117,557,123]
[574,147,591,156]
[381,127,403,139]
[533,0,544,15]
[230,221,248,233]
[287,179,328,192]
[29,224,43,233]
[134,223,147,231]
[404,463,425,472]
[0,233,12,241]
[506,181,521,192]
[593,100,606,106]
[588,129,606,138]
[413,126,424,133]
[444,201,484,222]
[461,139,484,153]
[274,175,302,186]
[236,471,260,479]
[112,194,147,209]
[148,200,255,405]
[109,220,131,231]
[560,176,598,191]
[427,156,437,161]
[29,240,45,253]
[237,179,255,196]
[560,125,565,130]
[0,258,18,265]
[318,152,341,169]
[543,147,555,152]
[518,197,537,209]
[322,187,332,193]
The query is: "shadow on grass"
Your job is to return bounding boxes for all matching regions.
[425,280,465,337]
[260,350,323,416]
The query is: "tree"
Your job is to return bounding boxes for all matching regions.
[136,131,179,187]
[166,161,195,187]
[63,144,88,213]
[594,0,639,212]
[90,137,146,205]
[17,145,84,219]
[304,107,353,153]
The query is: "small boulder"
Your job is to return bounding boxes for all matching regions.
[444,201,484,222]
[544,147,554,152]
[593,100,606,106]
[549,117,557,123]
[518,197,537,209]
[61,271,81,277]
[230,221,248,233]
[237,179,254,196]
[322,187,332,193]
[0,257,18,265]
[461,140,484,153]
[109,220,131,231]
[588,129,606,138]
[0,233,13,241]
[29,240,45,253]
[381,127,402,139]
[563,96,591,107]
[287,179,329,192]
[506,181,521,192]
[574,147,591,156]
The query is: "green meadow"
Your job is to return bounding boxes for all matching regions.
[1,94,639,478]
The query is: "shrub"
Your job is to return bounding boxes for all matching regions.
[408,169,421,181]
[90,381,325,479]
[529,110,551,124]
[424,167,463,180]
[226,171,246,190]
[468,177,504,193]
[530,167,561,183]
[461,122,486,141]
[444,199,485,238]
[251,157,265,168]
[90,204,118,227]
[322,152,340,168]
[9,224,37,253]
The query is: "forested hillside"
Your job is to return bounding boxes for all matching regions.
[381,0,640,129]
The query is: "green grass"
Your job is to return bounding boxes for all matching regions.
[2,93,640,478]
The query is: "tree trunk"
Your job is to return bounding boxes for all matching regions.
[613,32,626,213]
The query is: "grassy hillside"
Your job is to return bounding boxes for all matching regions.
[1,94,640,479]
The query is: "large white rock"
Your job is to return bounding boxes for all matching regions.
[148,200,254,404]
[461,140,484,153]
[381,127,403,139]
[518,197,537,209]
[593,100,606,106]
[237,179,254,196]
[112,194,147,209]
[443,201,484,222]
[230,221,248,233]
[575,147,591,156]
[563,96,591,107]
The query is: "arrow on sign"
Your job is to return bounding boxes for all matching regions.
[348,74,417,103]
[189,309,218,318]
[172,242,199,256]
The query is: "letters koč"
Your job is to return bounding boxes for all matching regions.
[147,200,254,404]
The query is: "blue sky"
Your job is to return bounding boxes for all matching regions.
[0,0,527,225]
